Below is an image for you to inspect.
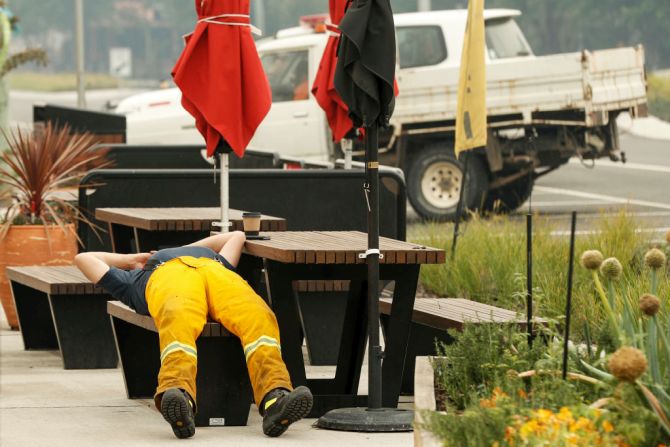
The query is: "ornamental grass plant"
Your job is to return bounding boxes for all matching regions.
[408,211,669,344]
[0,122,108,238]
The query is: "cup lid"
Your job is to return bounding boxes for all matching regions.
[242,211,262,217]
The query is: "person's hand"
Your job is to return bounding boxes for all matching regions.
[129,252,153,270]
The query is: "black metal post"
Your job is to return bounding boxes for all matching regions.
[451,153,470,259]
[316,124,413,431]
[562,211,577,380]
[366,123,382,410]
[526,213,533,347]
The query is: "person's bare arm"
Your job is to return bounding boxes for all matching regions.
[186,231,243,252]
[74,252,152,284]
[187,231,246,267]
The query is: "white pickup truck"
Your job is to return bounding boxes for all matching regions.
[117,9,648,220]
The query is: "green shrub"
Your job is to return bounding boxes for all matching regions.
[648,74,670,121]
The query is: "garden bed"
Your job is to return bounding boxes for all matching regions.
[409,220,669,445]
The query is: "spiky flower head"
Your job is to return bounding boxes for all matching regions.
[639,294,661,317]
[580,250,604,270]
[608,347,647,382]
[600,257,623,280]
[644,248,666,270]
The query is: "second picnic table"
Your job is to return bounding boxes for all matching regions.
[95,207,286,253]
[242,230,445,417]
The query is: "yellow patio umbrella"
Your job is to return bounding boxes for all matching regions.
[455,0,487,156]
[451,0,487,258]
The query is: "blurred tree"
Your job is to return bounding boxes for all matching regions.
[7,0,670,74]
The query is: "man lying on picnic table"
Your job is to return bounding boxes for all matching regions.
[74,231,313,439]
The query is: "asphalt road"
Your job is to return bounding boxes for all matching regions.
[516,134,670,234]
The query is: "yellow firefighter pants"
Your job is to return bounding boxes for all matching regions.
[145,256,293,409]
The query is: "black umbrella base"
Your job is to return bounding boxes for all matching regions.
[316,407,414,432]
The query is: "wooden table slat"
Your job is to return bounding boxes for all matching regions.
[96,207,286,233]
[243,231,445,265]
[6,266,106,295]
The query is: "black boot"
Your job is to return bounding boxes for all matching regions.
[160,388,195,439]
[261,386,313,437]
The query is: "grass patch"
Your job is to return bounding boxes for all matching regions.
[648,73,670,121]
[7,72,119,92]
[408,211,669,342]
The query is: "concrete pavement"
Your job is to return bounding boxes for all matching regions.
[0,308,414,447]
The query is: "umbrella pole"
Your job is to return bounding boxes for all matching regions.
[562,211,577,380]
[316,123,413,432]
[451,154,470,259]
[366,124,382,410]
[220,152,230,233]
[526,213,533,346]
[342,138,353,169]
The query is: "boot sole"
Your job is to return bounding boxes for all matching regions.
[161,389,195,439]
[263,386,313,437]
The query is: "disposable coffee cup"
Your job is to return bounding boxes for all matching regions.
[242,212,262,236]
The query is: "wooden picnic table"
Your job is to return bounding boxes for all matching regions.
[241,230,445,417]
[95,207,286,253]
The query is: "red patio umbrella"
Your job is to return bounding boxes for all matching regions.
[311,0,355,145]
[172,0,271,230]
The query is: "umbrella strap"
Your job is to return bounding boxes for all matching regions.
[198,14,262,36]
[325,23,341,37]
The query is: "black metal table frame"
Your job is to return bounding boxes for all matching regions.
[260,259,420,418]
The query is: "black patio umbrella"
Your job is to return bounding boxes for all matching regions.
[317,0,411,432]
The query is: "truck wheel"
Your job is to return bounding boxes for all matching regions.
[407,144,488,221]
[483,175,534,213]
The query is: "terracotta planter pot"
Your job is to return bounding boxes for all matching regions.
[0,225,78,329]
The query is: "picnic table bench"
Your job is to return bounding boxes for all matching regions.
[108,301,252,427]
[6,266,117,369]
[379,297,543,394]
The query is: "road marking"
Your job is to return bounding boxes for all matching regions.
[568,158,670,174]
[528,200,611,207]
[534,186,670,211]
[551,227,669,237]
[533,210,670,218]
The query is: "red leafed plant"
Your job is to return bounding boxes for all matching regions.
[0,122,109,239]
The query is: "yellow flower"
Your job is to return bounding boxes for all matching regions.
[602,420,614,433]
[520,419,540,439]
[558,407,574,422]
[566,433,579,445]
[536,409,553,423]
[574,416,594,431]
